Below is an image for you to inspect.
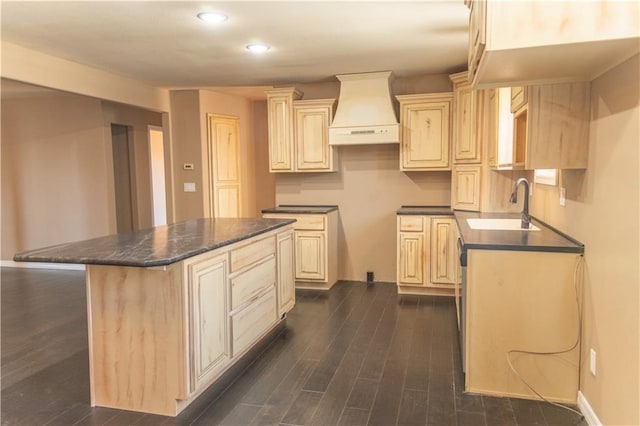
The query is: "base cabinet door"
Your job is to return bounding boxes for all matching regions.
[277,230,295,316]
[295,231,326,281]
[430,218,456,285]
[186,253,230,393]
[398,232,425,285]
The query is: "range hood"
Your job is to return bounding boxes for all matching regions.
[329,71,399,146]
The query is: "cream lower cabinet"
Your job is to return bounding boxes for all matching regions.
[397,215,457,296]
[263,210,338,290]
[85,226,295,417]
[276,230,295,316]
[465,250,581,403]
[184,253,230,393]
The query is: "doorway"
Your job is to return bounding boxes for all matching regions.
[148,126,167,226]
[111,124,135,233]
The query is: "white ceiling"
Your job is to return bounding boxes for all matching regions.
[0,1,470,89]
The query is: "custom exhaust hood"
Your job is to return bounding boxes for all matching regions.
[329,71,400,146]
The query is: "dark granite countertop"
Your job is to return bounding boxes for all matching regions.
[397,205,453,216]
[261,205,339,214]
[13,218,296,268]
[454,211,584,258]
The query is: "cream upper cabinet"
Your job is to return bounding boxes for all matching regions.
[266,88,336,173]
[512,82,590,169]
[266,88,302,172]
[452,165,481,212]
[294,99,336,171]
[467,0,640,87]
[396,215,457,296]
[396,93,453,171]
[450,72,482,164]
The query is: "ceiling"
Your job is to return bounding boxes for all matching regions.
[1,1,470,90]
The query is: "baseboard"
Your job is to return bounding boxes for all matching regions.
[1,260,85,271]
[578,391,602,426]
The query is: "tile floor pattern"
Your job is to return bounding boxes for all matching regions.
[1,267,586,425]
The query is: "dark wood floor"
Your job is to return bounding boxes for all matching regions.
[1,267,585,426]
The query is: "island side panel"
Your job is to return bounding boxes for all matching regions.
[86,263,186,416]
[466,249,581,403]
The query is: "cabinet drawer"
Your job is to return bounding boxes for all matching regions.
[399,216,424,232]
[230,236,275,272]
[231,287,277,356]
[292,215,325,231]
[230,256,276,311]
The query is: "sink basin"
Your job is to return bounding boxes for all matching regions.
[466,218,540,231]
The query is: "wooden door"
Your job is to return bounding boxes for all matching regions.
[402,100,451,170]
[430,218,456,285]
[452,165,481,211]
[186,253,230,393]
[295,231,325,281]
[208,114,241,217]
[295,104,332,171]
[398,232,424,285]
[277,230,295,316]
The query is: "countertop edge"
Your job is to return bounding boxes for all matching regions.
[14,219,296,268]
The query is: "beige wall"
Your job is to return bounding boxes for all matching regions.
[276,145,451,282]
[2,90,110,259]
[529,55,639,425]
[2,83,165,261]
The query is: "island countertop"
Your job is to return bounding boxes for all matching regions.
[13,218,296,268]
[454,211,584,254]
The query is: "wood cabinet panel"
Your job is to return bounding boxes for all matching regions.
[452,165,482,212]
[186,253,230,393]
[510,86,527,113]
[276,230,295,316]
[430,218,456,285]
[450,73,482,164]
[294,100,335,171]
[295,231,326,281]
[399,216,424,232]
[266,88,302,172]
[398,232,424,285]
[397,93,452,170]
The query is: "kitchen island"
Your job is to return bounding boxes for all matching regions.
[14,218,296,416]
[454,211,584,404]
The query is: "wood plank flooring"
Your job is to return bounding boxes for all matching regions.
[1,267,586,425]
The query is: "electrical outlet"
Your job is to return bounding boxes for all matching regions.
[560,187,567,207]
[590,348,597,376]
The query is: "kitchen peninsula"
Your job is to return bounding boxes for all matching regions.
[13,218,296,416]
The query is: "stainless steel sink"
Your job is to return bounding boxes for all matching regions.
[466,218,540,231]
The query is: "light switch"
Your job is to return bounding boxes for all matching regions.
[183,182,196,192]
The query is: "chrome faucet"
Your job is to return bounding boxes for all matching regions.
[509,177,531,229]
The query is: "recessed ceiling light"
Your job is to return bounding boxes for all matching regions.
[246,43,270,53]
[197,12,228,24]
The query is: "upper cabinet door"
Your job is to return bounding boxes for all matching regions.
[450,73,482,164]
[293,99,336,172]
[266,88,302,172]
[397,93,453,171]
